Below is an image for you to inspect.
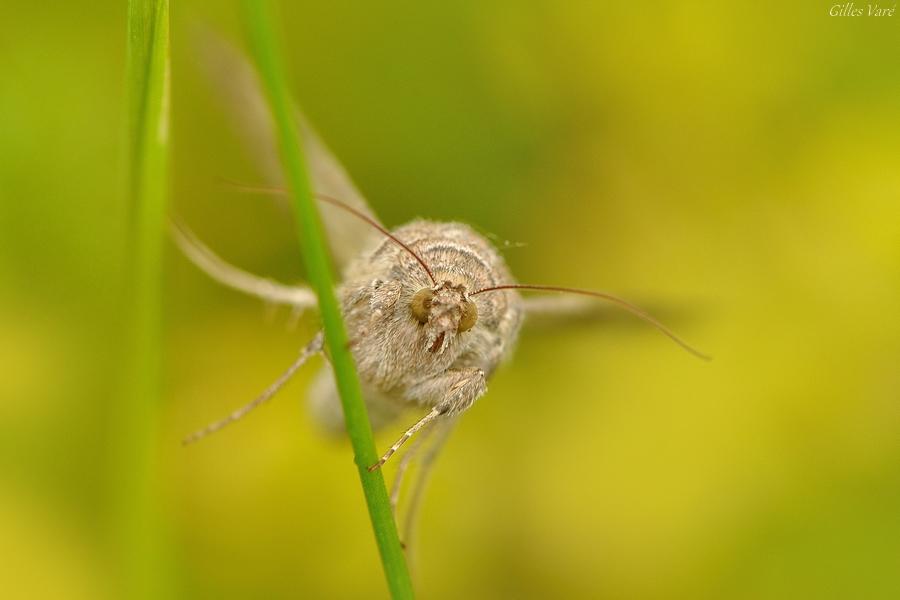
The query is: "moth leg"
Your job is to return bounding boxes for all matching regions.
[390,419,439,515]
[183,332,324,445]
[412,367,487,416]
[368,367,486,470]
[368,407,442,471]
[170,219,317,309]
[401,418,456,555]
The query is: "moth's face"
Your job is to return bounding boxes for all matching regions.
[410,281,478,354]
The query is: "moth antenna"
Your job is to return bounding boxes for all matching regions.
[315,193,437,286]
[217,177,287,197]
[471,284,710,361]
[218,178,437,285]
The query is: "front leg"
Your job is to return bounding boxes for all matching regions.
[407,367,487,415]
[369,368,486,471]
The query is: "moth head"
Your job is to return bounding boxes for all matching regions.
[411,283,478,354]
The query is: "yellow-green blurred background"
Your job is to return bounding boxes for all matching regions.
[2,1,899,598]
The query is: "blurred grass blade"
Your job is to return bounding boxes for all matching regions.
[113,0,172,597]
[239,2,415,598]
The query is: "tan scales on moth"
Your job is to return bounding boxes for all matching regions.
[177,30,708,540]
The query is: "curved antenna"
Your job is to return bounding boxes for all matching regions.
[220,179,437,285]
[315,193,436,286]
[471,284,710,361]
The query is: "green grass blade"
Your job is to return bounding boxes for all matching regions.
[114,0,172,597]
[239,2,415,598]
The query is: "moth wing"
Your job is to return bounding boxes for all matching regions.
[170,218,317,309]
[192,26,382,268]
[308,362,406,434]
[296,118,384,268]
[523,296,697,331]
[521,295,598,321]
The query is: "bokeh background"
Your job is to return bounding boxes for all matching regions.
[2,1,899,598]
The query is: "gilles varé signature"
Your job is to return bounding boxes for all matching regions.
[829,2,896,16]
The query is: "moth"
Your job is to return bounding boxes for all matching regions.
[178,31,707,541]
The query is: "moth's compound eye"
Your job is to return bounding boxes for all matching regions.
[410,288,433,324]
[458,300,478,333]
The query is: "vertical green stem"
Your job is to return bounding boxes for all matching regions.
[115,0,171,597]
[240,2,414,598]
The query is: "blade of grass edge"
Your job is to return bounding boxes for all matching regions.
[239,2,415,598]
[114,0,173,597]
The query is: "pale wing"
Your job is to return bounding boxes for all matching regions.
[192,26,382,268]
[521,295,599,321]
[523,296,698,332]
[170,219,316,309]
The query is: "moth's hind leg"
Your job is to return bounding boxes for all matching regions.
[390,420,440,515]
[169,218,317,310]
[183,332,324,445]
[400,419,456,555]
